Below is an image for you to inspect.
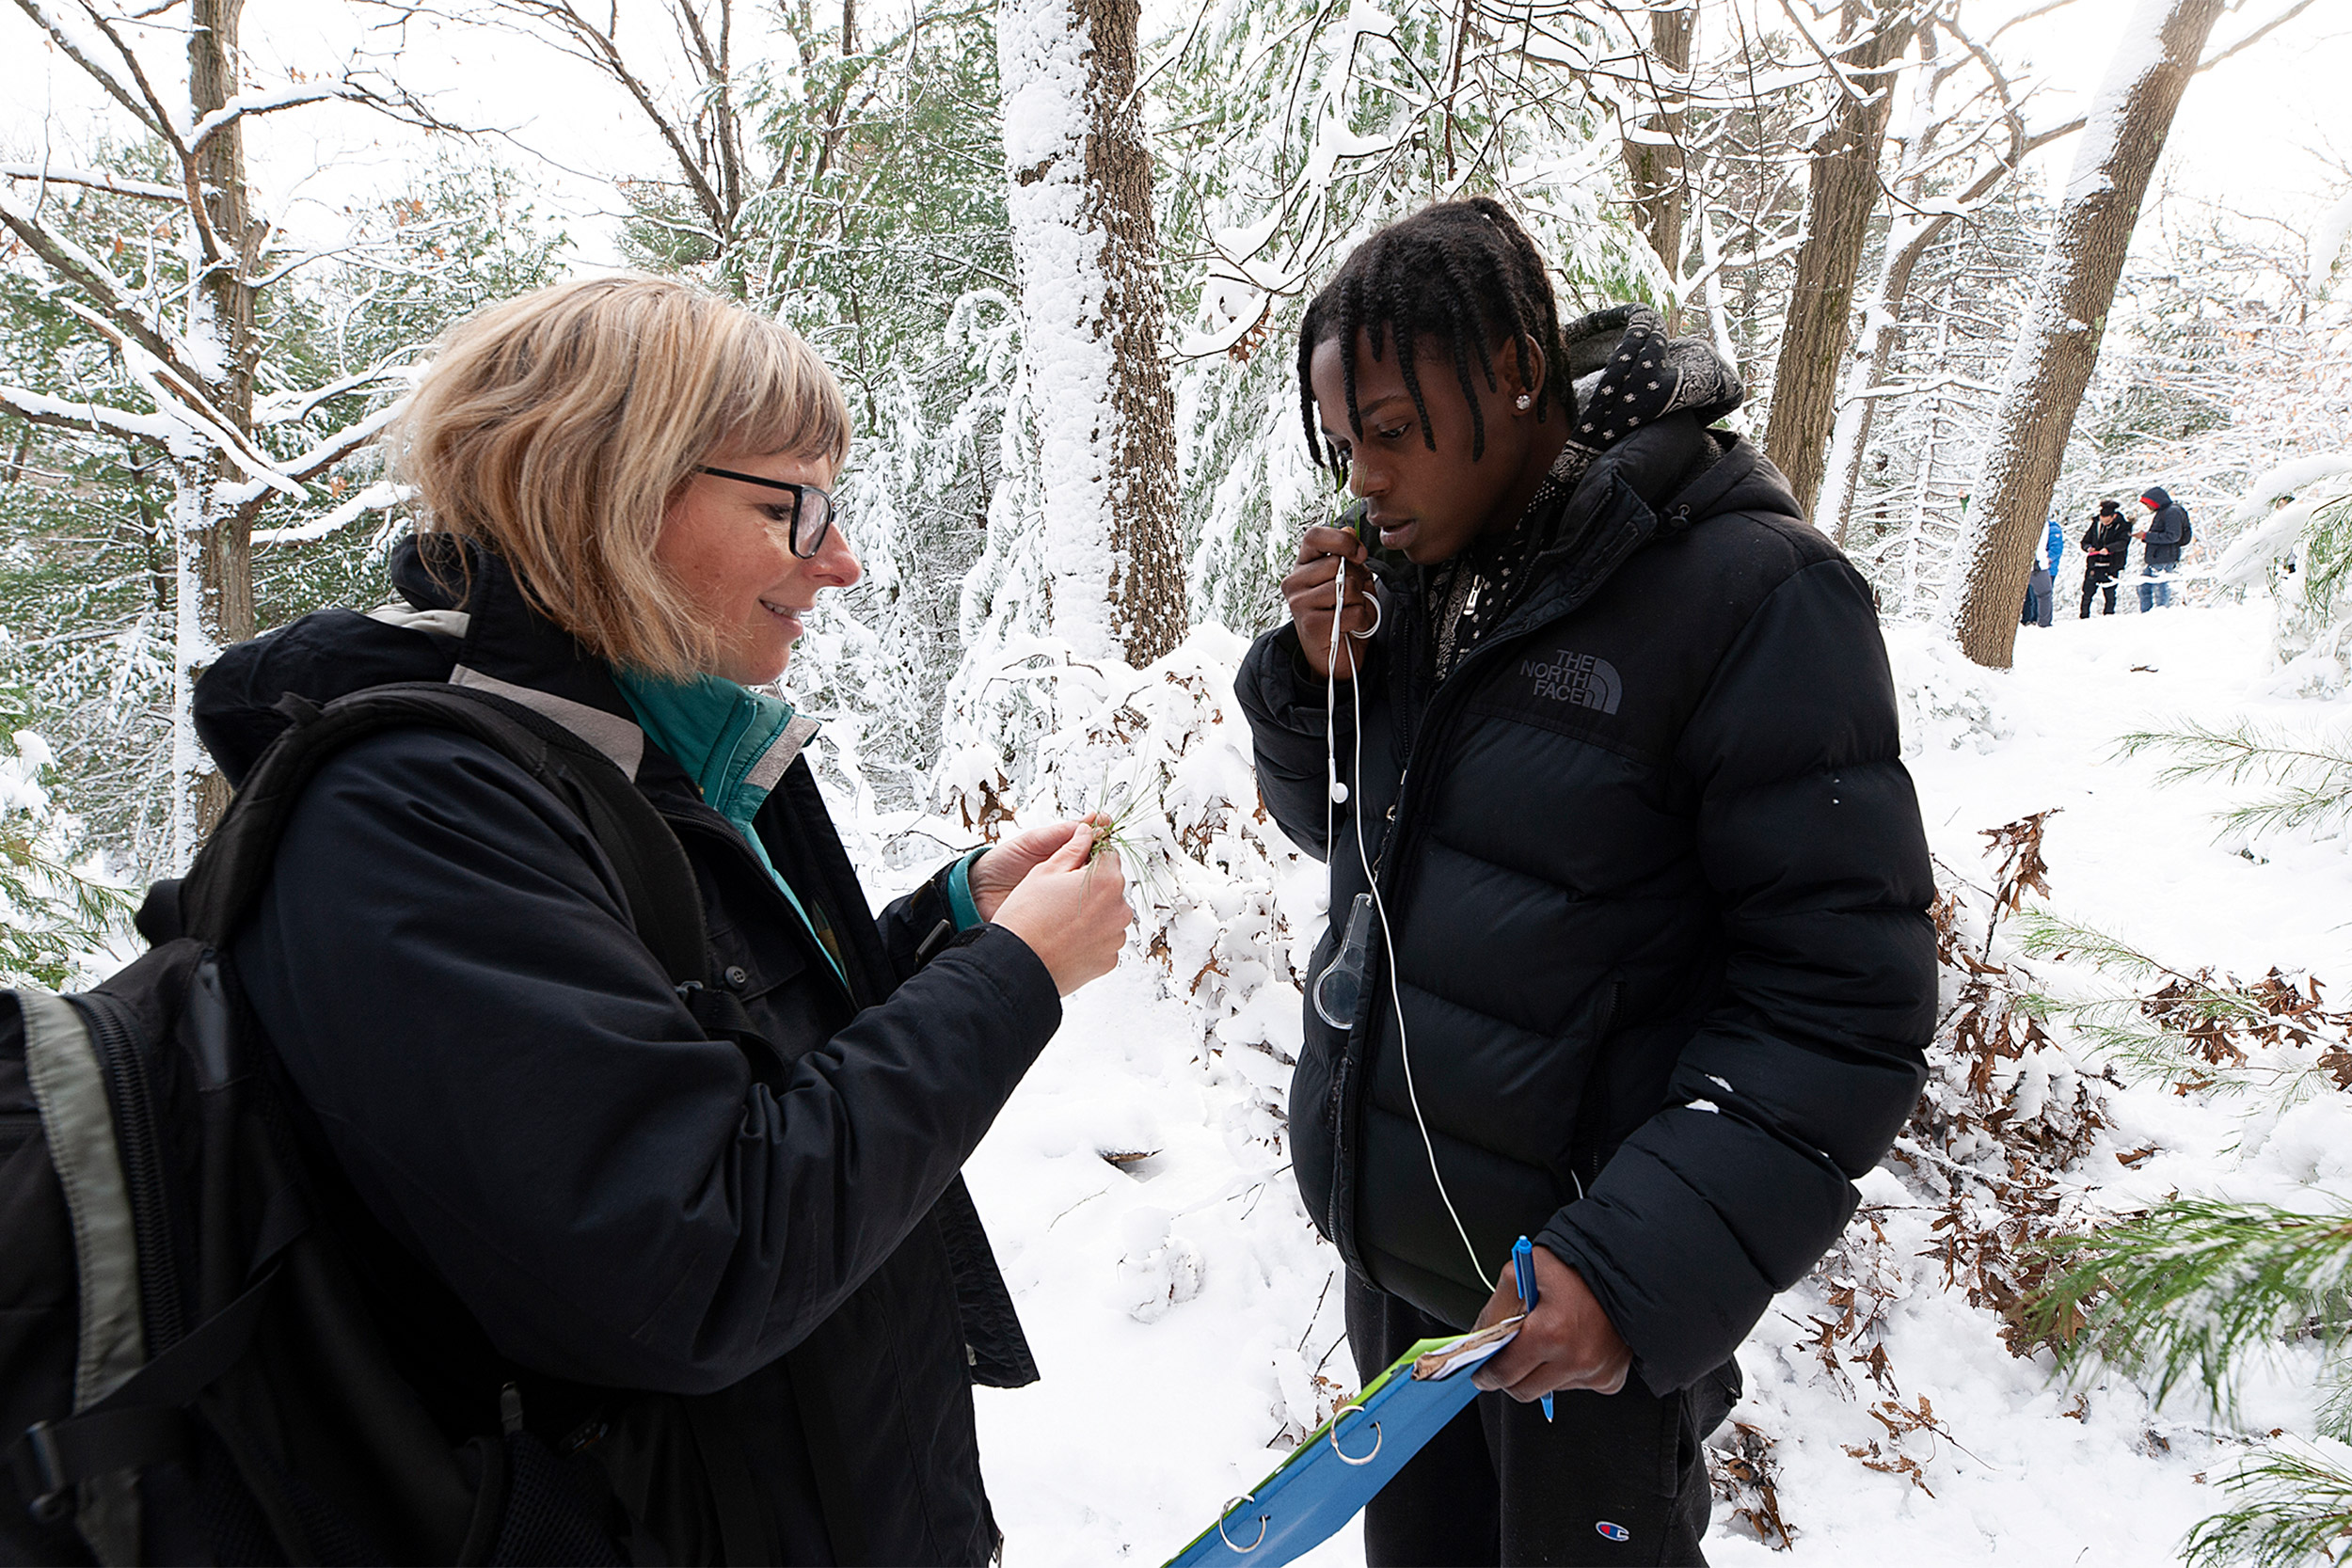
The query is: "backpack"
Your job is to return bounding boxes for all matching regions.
[1,682,758,1564]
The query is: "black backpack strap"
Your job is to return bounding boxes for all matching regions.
[176,682,711,989]
[6,1266,276,1521]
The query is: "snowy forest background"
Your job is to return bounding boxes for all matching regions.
[6,0,2352,1561]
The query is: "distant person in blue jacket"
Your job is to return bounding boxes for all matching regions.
[2137,486,2193,610]
[2021,515,2062,628]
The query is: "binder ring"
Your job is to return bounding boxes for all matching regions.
[1216,1494,1268,1553]
[1329,1403,1383,1465]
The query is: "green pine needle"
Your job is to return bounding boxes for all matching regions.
[2113,721,2352,841]
[2185,1439,2352,1568]
[2030,1200,2352,1416]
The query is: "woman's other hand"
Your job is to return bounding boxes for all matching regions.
[990,824,1133,996]
[967,816,1107,922]
[1283,524,1378,680]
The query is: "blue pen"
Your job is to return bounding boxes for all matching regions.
[1512,1235,1554,1421]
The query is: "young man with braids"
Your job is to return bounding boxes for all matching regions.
[1235,198,1937,1564]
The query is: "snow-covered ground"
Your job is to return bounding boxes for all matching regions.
[952,598,2352,1566]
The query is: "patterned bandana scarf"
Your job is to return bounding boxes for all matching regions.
[1429,304,1742,679]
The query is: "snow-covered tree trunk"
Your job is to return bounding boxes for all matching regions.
[1763,0,1917,521]
[1619,0,1695,300]
[1951,0,2227,669]
[998,0,1184,668]
[2,0,432,868]
[177,0,261,852]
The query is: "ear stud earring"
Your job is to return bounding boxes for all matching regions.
[1515,394,1532,410]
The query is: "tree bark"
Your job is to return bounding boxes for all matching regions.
[1951,0,2227,670]
[1762,0,1915,521]
[1621,1,1695,301]
[999,0,1185,668]
[182,0,262,848]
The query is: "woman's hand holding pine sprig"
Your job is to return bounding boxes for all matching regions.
[986,818,1132,996]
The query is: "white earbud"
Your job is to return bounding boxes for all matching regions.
[1329,780,1349,803]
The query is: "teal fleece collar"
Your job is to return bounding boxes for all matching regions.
[610,667,842,986]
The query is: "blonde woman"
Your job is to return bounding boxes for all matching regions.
[191,277,1129,1563]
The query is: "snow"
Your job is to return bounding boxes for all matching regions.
[2312,190,2352,297]
[946,599,2352,1565]
[2060,0,2172,208]
[186,83,348,150]
[998,0,1122,663]
[0,162,183,201]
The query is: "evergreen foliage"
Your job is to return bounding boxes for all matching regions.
[0,672,129,986]
[2115,720,2352,842]
[0,150,562,870]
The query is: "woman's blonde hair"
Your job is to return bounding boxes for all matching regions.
[386,275,852,678]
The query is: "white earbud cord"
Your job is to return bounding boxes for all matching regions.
[1327,554,1495,1292]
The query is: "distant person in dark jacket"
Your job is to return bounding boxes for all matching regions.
[2137,485,2192,610]
[1235,199,1935,1566]
[193,277,1131,1564]
[2082,500,2131,616]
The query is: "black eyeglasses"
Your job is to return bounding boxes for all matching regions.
[695,466,839,559]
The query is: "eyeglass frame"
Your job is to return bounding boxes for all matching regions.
[693,465,840,560]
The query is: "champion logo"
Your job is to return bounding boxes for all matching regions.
[1519,649,1623,715]
[1596,1520,1631,1543]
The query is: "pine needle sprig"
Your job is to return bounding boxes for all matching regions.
[2029,1200,2352,1416]
[1078,766,1172,902]
[2114,721,2352,841]
[2014,911,2349,1099]
[2183,1438,2352,1568]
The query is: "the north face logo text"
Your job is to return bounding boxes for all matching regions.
[1521,650,1622,714]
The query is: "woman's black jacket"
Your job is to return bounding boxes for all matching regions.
[1235,415,1936,1397]
[191,537,1057,1564]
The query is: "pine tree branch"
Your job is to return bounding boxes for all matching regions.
[2033,1200,2352,1415]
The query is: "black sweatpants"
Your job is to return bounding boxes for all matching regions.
[1345,1274,1735,1567]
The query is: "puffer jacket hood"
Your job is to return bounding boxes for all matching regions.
[2138,486,2192,563]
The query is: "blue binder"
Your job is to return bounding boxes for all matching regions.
[1164,1318,1520,1567]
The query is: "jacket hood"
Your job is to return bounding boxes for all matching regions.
[195,535,647,789]
[2142,486,2173,509]
[1500,418,1796,635]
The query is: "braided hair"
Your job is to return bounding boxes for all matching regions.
[1296,197,1568,470]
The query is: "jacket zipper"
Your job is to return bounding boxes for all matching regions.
[1326,593,1596,1260]
[71,992,186,1353]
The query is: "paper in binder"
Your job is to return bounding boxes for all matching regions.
[1163,1316,1522,1567]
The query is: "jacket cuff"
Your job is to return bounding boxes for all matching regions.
[947,846,988,931]
[944,923,1062,1037]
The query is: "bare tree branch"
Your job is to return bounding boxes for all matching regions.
[2197,0,2325,72]
[0,162,183,201]
[66,0,193,151]
[7,0,167,139]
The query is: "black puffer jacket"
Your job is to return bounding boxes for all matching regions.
[1237,416,1936,1397]
[2082,515,2132,581]
[193,538,1055,1564]
[2139,486,2191,565]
